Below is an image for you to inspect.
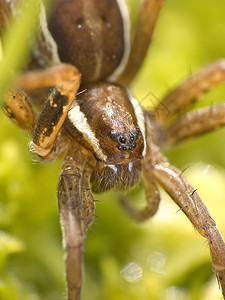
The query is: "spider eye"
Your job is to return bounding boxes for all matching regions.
[119,135,127,144]
[110,131,119,141]
[129,134,134,143]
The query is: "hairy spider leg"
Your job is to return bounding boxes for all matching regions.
[153,59,225,125]
[120,168,160,221]
[167,102,225,144]
[150,150,225,298]
[147,60,225,146]
[81,160,96,230]
[3,89,35,130]
[13,63,80,158]
[58,146,84,300]
[58,142,96,300]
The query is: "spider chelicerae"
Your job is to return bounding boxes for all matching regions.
[1,0,225,299]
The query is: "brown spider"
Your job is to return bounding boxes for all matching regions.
[1,0,225,299]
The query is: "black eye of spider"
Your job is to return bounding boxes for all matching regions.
[129,134,134,143]
[119,135,127,144]
[110,131,119,141]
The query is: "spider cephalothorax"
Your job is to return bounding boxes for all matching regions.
[1,0,225,299]
[65,82,146,163]
[64,81,146,191]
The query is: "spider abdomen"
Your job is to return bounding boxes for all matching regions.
[47,0,130,82]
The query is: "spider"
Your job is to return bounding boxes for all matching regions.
[1,0,225,299]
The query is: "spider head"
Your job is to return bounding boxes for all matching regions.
[66,82,146,164]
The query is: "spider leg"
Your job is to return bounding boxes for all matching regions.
[166,103,225,145]
[81,162,96,231]
[14,63,80,158]
[152,60,225,124]
[58,144,95,300]
[118,0,164,86]
[1,3,36,131]
[3,89,35,130]
[58,167,83,300]
[150,149,225,298]
[120,164,160,222]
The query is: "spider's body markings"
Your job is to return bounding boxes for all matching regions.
[65,82,145,165]
[2,0,225,299]
[65,82,145,193]
[35,89,68,140]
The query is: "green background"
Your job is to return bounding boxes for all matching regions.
[1,0,225,299]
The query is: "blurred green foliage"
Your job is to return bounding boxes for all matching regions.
[1,0,225,299]
[0,1,39,101]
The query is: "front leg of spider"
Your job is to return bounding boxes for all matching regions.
[58,144,96,300]
[148,144,225,296]
[14,63,80,158]
[58,154,84,300]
